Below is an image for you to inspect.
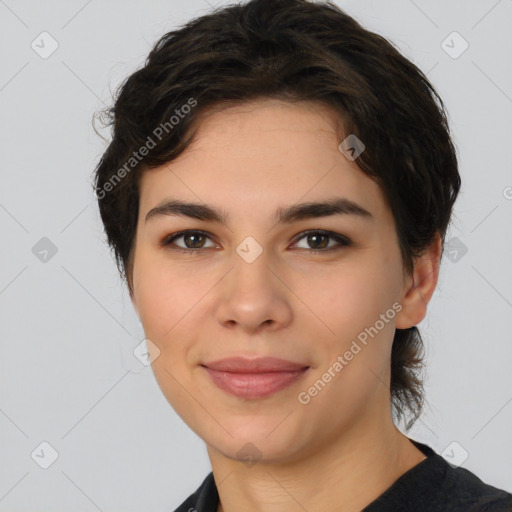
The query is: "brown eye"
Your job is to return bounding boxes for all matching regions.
[162,230,216,251]
[161,229,351,255]
[293,230,352,253]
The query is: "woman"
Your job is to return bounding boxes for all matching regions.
[92,0,512,510]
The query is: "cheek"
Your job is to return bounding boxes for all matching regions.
[295,259,400,401]
[297,260,399,337]
[134,264,201,418]
[134,253,205,340]
[296,271,398,419]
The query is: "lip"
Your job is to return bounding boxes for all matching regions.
[201,357,310,399]
[203,356,309,373]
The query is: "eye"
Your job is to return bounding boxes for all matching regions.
[161,230,217,253]
[291,229,352,254]
[161,229,351,255]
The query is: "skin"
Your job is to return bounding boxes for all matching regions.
[130,98,441,512]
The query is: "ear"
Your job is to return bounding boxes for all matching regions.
[395,232,442,329]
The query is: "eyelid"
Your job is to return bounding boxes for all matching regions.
[161,229,218,249]
[161,228,352,252]
[291,229,352,251]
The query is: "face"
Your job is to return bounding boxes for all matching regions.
[130,98,418,464]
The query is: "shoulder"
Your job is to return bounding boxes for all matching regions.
[406,440,512,512]
[440,462,512,512]
[365,440,512,512]
[172,472,218,512]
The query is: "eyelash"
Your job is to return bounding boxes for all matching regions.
[161,229,352,255]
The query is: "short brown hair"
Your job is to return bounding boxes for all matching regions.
[92,0,461,430]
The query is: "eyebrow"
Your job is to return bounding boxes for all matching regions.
[145,196,374,225]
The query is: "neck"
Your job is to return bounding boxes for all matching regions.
[207,403,426,512]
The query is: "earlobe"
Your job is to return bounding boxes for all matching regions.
[395,232,442,329]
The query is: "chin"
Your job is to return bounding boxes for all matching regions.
[204,422,307,465]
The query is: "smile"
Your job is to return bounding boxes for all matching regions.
[201,357,309,399]
[201,366,310,399]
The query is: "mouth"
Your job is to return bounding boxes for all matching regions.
[200,356,310,399]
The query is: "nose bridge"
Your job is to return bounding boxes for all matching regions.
[235,234,266,266]
[230,235,274,298]
[215,234,292,331]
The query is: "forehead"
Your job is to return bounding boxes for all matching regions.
[138,99,390,225]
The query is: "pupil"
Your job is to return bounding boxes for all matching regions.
[183,233,329,250]
[309,234,327,249]
[186,234,204,248]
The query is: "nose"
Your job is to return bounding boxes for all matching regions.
[214,246,293,335]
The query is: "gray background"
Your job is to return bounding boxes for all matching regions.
[1,0,511,510]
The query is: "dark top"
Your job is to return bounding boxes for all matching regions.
[173,438,512,511]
